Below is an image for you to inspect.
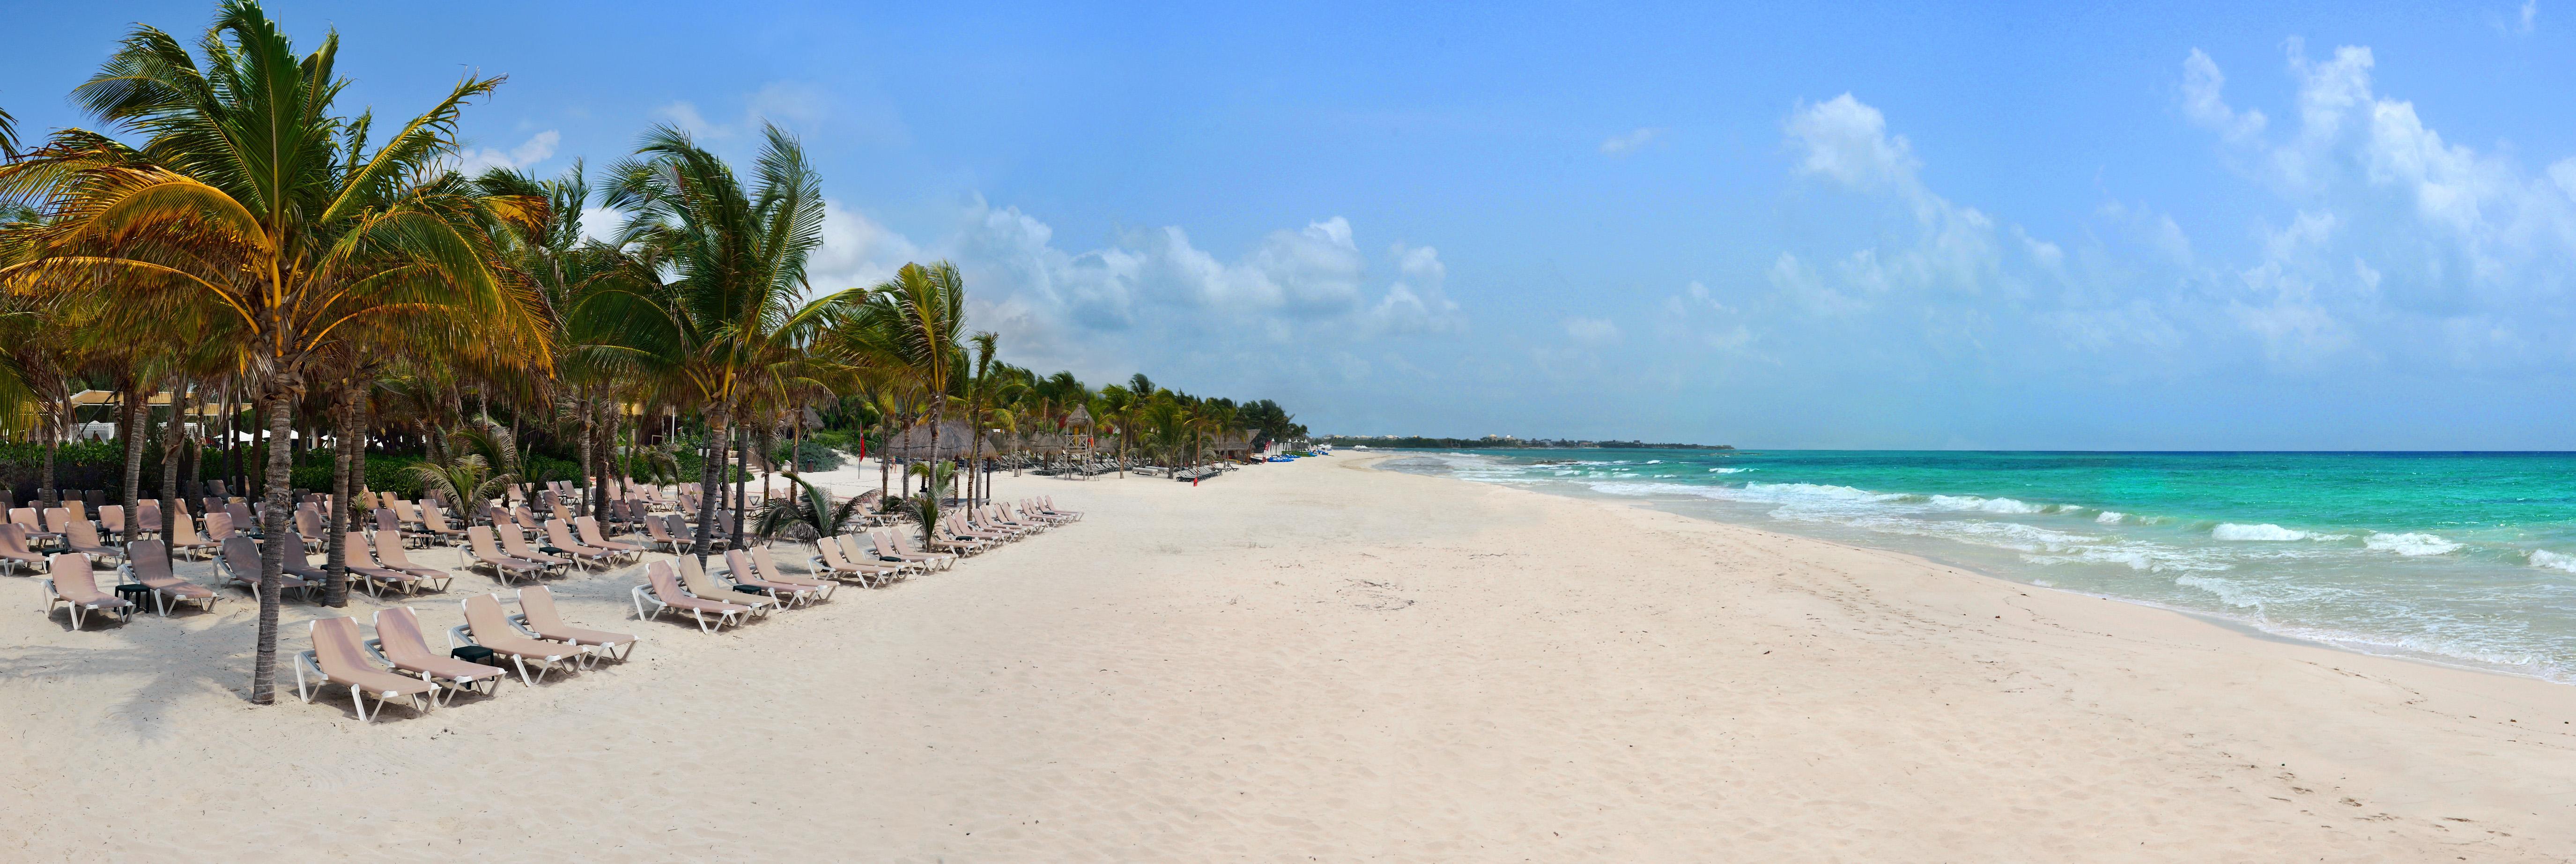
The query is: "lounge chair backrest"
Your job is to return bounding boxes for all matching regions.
[544,519,581,549]
[65,500,86,522]
[226,502,254,528]
[373,508,401,537]
[423,505,454,532]
[0,524,33,557]
[498,525,547,559]
[870,531,899,557]
[461,596,515,642]
[675,554,725,597]
[207,480,229,499]
[49,554,99,599]
[725,549,755,581]
[576,516,615,547]
[42,507,70,534]
[751,546,792,583]
[344,532,380,567]
[137,503,160,532]
[647,562,693,604]
[469,525,507,561]
[372,607,439,665]
[65,518,104,548]
[378,491,400,510]
[10,508,37,532]
[222,536,260,576]
[644,516,674,543]
[309,617,381,680]
[819,535,856,569]
[204,511,234,539]
[514,506,542,530]
[552,502,575,525]
[399,501,423,524]
[129,539,172,581]
[518,585,568,630]
[170,511,203,544]
[96,504,124,533]
[297,507,325,539]
[372,532,419,568]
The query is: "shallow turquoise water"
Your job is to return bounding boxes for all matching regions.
[1378,450,2576,682]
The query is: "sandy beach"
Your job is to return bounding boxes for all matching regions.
[3,453,2573,861]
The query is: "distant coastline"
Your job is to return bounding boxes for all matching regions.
[1319,435,1733,450]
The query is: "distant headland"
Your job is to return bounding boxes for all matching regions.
[1319,435,1734,450]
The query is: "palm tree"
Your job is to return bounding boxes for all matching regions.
[0,0,552,704]
[749,473,867,551]
[823,261,966,504]
[590,123,856,563]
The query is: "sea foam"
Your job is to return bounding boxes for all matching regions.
[2095,511,2126,524]
[2212,523,2349,542]
[2531,550,2576,573]
[2363,532,2462,556]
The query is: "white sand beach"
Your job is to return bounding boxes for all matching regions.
[4,453,2574,861]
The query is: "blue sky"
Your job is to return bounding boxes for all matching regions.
[10,0,2576,448]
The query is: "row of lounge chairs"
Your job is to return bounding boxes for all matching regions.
[292,587,637,722]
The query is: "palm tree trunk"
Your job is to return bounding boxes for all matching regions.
[729,419,748,549]
[324,388,357,608]
[574,391,593,518]
[119,383,147,515]
[688,414,725,566]
[248,385,296,706]
[159,379,185,539]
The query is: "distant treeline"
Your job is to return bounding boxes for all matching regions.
[1320,436,1733,450]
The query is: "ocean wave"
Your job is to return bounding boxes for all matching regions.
[2363,532,2463,556]
[1708,467,1750,473]
[2531,550,2576,573]
[2174,575,2268,609]
[1927,494,2046,514]
[2211,523,2351,542]
[2096,511,2125,524]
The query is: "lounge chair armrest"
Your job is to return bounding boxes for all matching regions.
[446,624,475,650]
[504,613,542,640]
[363,639,395,668]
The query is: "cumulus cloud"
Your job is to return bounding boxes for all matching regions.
[2183,42,2576,369]
[1563,317,1621,345]
[1599,127,1662,156]
[790,197,1464,383]
[453,130,559,175]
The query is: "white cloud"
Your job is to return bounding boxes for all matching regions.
[1599,127,1662,156]
[790,197,1464,381]
[2181,50,2266,144]
[453,130,560,176]
[1786,95,1920,191]
[1562,317,1621,345]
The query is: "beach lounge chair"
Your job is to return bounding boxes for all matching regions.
[62,517,122,565]
[224,502,256,536]
[0,523,52,571]
[542,519,615,570]
[448,593,586,685]
[722,549,826,606]
[132,502,162,542]
[203,510,237,542]
[640,514,685,554]
[496,524,572,573]
[812,535,903,588]
[368,532,455,593]
[632,561,753,633]
[216,535,313,602]
[96,504,127,543]
[748,546,840,599]
[1039,495,1082,521]
[119,539,217,616]
[368,606,508,704]
[166,510,217,561]
[420,505,470,546]
[674,554,780,615]
[344,532,423,597]
[512,586,637,663]
[40,553,132,628]
[870,530,948,573]
[574,516,644,563]
[12,507,60,551]
[927,516,991,556]
[293,505,329,553]
[465,525,554,585]
[293,617,436,723]
[888,530,958,571]
[371,508,417,550]
[511,506,547,541]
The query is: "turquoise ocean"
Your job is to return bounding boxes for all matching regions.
[1379,450,2576,683]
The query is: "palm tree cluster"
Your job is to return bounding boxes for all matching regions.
[0,1,1300,707]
